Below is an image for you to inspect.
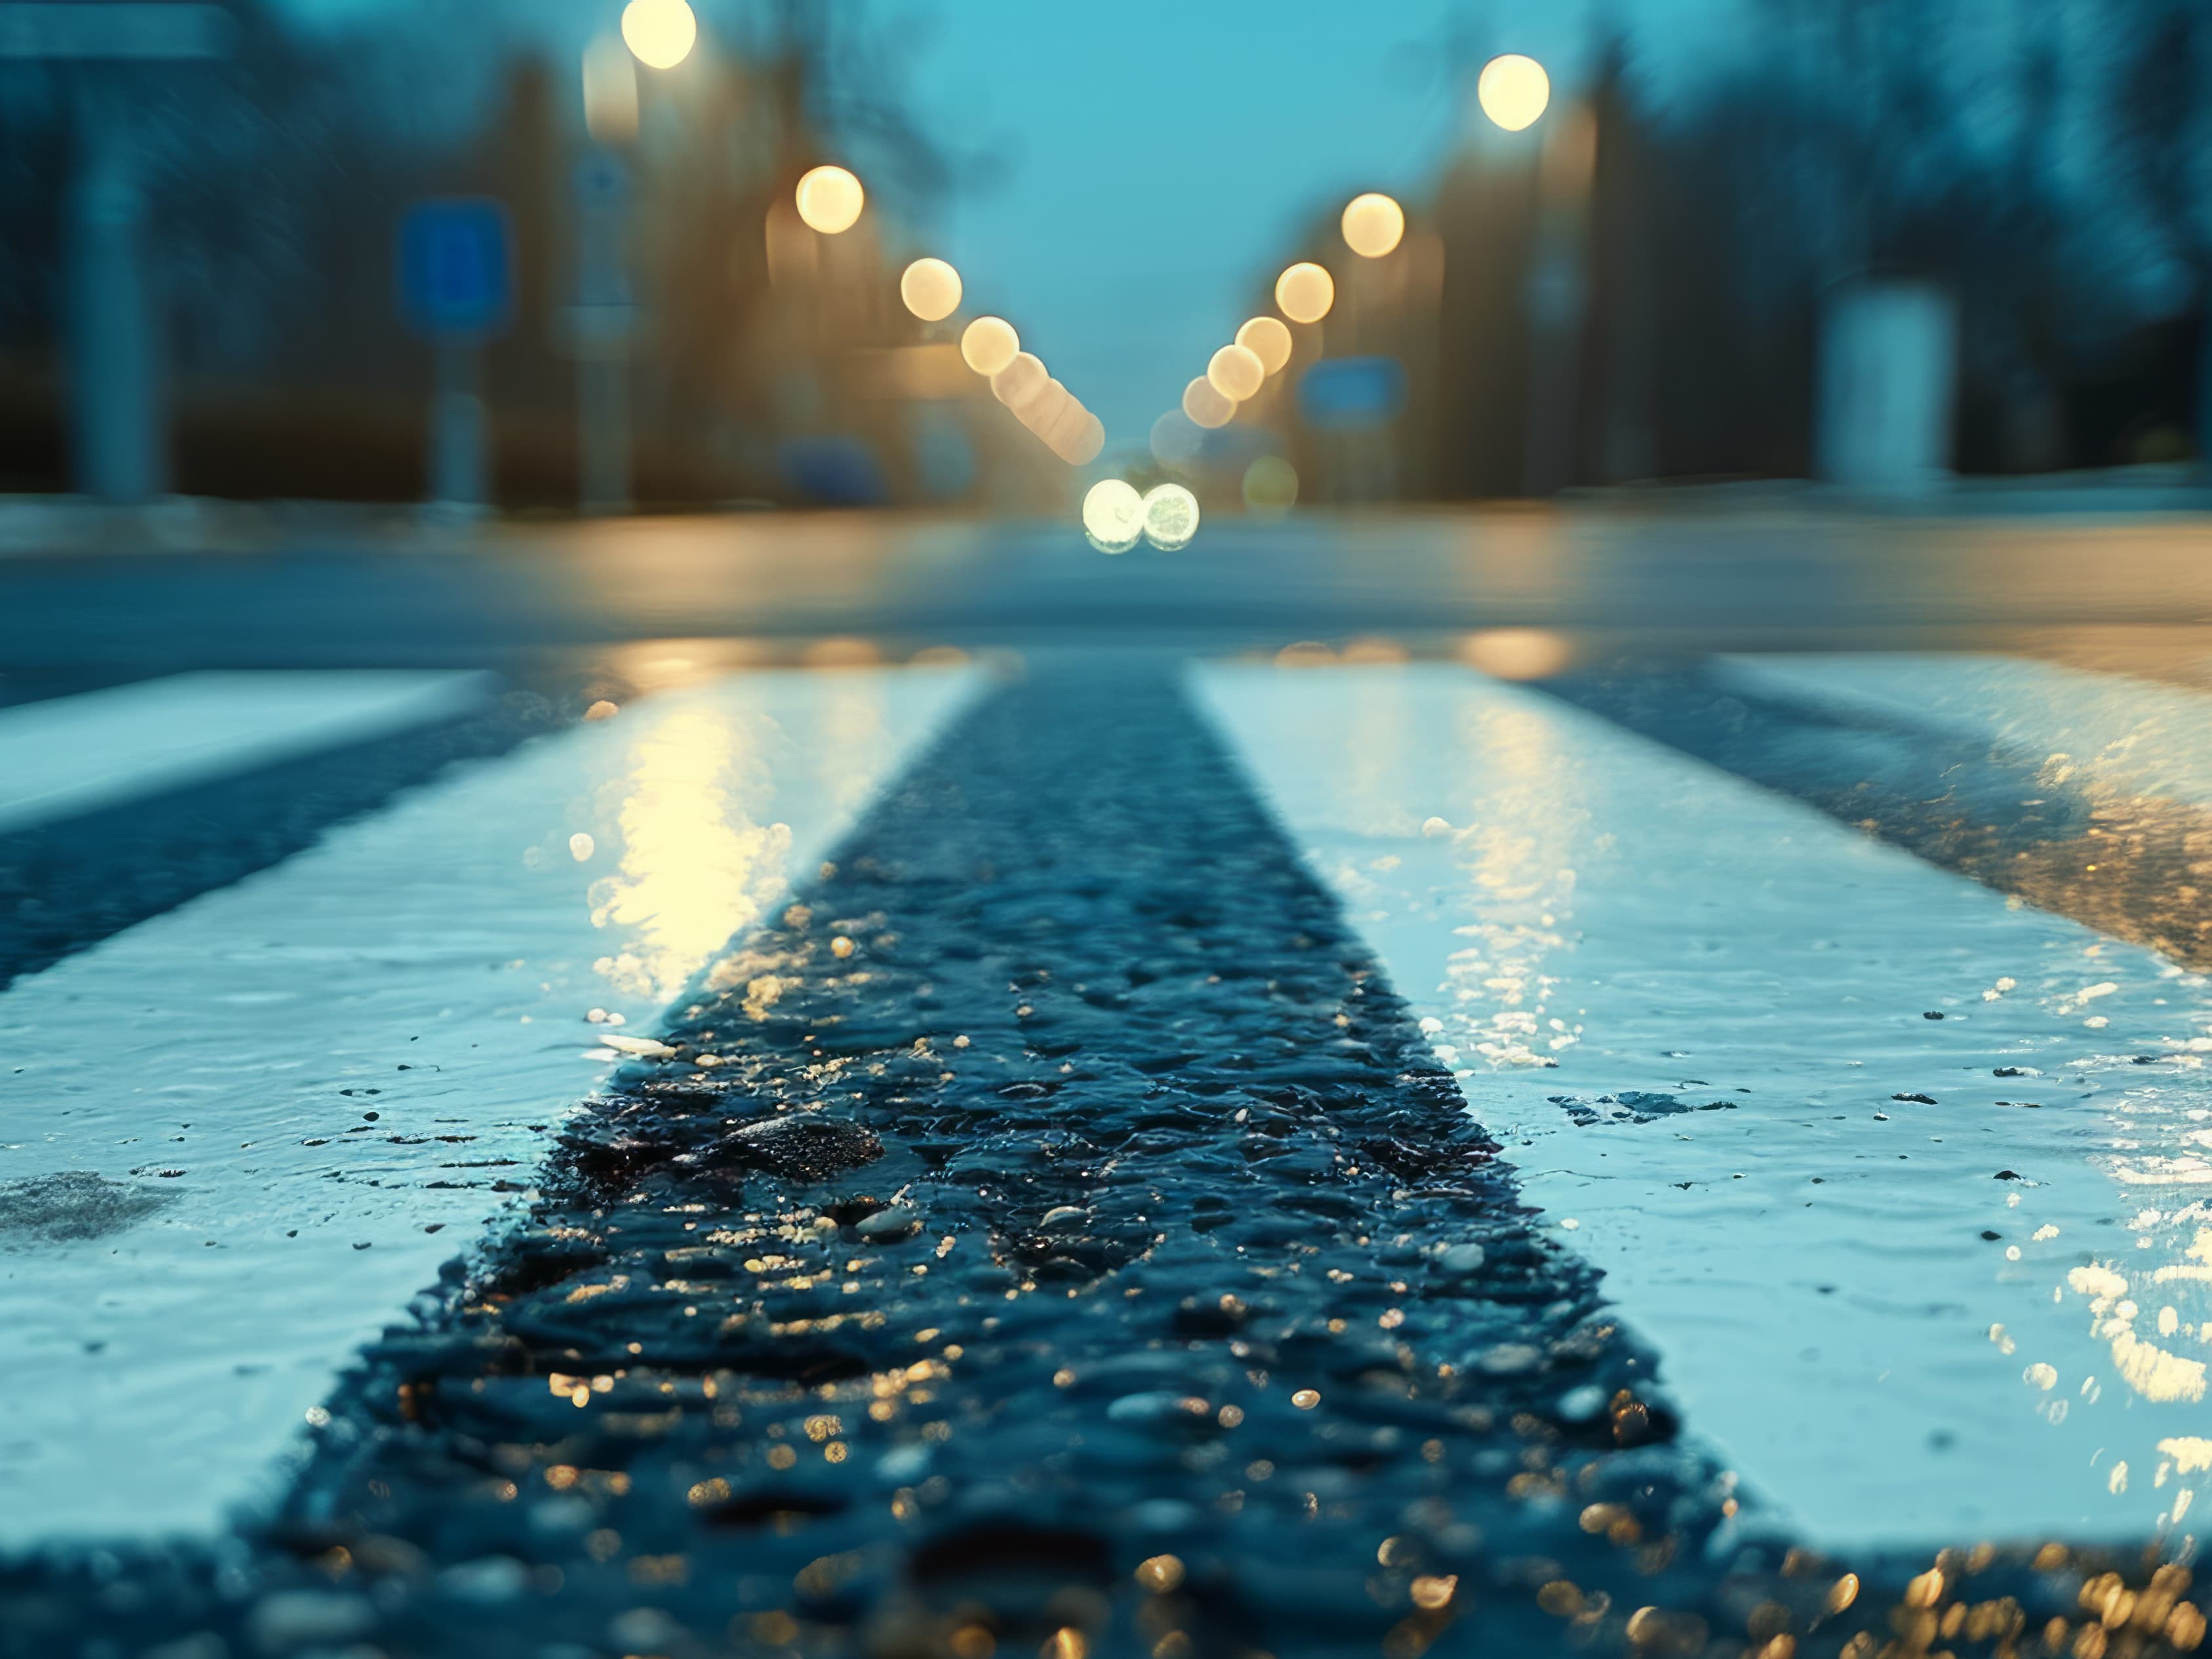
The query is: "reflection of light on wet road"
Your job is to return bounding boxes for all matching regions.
[1202,659,2212,1549]
[0,667,976,1544]
[590,700,788,1001]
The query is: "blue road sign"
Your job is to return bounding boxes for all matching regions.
[399,198,513,339]
[1297,355,1408,431]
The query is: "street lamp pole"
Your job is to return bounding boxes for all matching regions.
[0,3,233,504]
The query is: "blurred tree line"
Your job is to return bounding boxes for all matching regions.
[0,0,1054,509]
[1247,0,2211,503]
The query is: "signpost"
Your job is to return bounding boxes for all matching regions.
[0,3,234,504]
[398,198,513,513]
[567,150,636,515]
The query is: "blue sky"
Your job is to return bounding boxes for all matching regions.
[897,0,1609,442]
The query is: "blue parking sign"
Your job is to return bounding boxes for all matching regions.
[399,199,513,338]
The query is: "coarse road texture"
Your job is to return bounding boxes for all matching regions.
[4,655,2203,1659]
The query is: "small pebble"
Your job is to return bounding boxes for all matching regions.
[857,1205,918,1241]
[582,700,619,722]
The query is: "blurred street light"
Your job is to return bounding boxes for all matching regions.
[796,165,865,234]
[900,258,962,322]
[960,316,1019,376]
[1182,375,1235,429]
[1275,262,1335,324]
[1341,192,1406,259]
[990,351,1047,410]
[1207,343,1266,402]
[1236,316,1293,376]
[621,0,697,70]
[1477,54,1550,130]
[1142,483,1200,550]
[1082,478,1144,553]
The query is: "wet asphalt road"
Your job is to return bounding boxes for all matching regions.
[9,513,2212,1656]
[7,653,2209,1659]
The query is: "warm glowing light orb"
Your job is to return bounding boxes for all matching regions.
[1207,343,1266,403]
[1275,262,1335,325]
[1060,412,1106,467]
[1142,483,1201,551]
[1341,191,1406,259]
[1019,378,1075,437]
[1460,627,1573,680]
[960,316,1019,376]
[795,165,864,235]
[1182,375,1236,430]
[1478,54,1551,131]
[1081,478,1145,553]
[899,257,962,322]
[1235,315,1293,377]
[990,351,1048,410]
[1243,455,1299,515]
[621,0,697,69]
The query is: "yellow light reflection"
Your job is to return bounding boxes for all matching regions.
[1275,262,1335,325]
[1053,410,1106,467]
[620,0,697,69]
[795,165,864,235]
[1207,343,1266,403]
[591,702,789,1002]
[1341,191,1406,259]
[1460,628,1574,680]
[960,316,1019,376]
[1479,54,1551,131]
[1182,375,1235,430]
[899,258,962,322]
[1235,316,1293,376]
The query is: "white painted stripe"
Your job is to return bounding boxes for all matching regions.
[1200,662,2212,1550]
[1718,652,2212,812]
[0,667,981,1545]
[0,671,496,832]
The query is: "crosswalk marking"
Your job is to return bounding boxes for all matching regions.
[0,667,979,1544]
[0,671,497,833]
[1718,652,2212,811]
[1200,661,2212,1550]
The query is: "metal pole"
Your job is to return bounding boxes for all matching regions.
[572,149,635,515]
[66,75,163,503]
[428,337,488,511]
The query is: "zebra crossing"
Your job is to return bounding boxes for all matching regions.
[1,646,2207,1603]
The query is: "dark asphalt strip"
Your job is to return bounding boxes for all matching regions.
[1538,663,2212,974]
[4,658,2194,1659]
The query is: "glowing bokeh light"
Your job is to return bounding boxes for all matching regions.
[1182,375,1236,430]
[1478,54,1551,131]
[1207,343,1266,402]
[899,257,962,322]
[1142,483,1201,551]
[990,351,1048,410]
[1243,455,1299,516]
[1341,191,1406,259]
[1460,627,1574,680]
[620,0,697,69]
[582,37,640,143]
[1081,478,1144,553]
[795,165,864,235]
[960,316,1019,376]
[1019,378,1075,437]
[1275,262,1335,325]
[1150,410,1204,471]
[1060,412,1106,467]
[1236,316,1293,377]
